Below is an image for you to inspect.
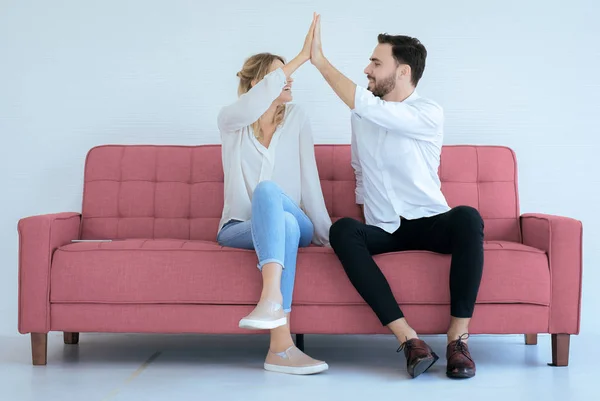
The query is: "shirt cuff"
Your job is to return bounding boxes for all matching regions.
[356,191,364,204]
[271,68,288,87]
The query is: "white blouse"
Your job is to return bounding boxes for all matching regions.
[217,68,332,246]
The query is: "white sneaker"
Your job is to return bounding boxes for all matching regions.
[264,346,329,375]
[238,300,287,330]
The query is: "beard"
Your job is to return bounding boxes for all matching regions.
[368,72,396,98]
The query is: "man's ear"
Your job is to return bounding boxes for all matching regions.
[251,79,257,88]
[397,64,410,80]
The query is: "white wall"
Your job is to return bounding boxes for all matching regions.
[1,0,598,337]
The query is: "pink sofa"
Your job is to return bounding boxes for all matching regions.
[18,144,583,366]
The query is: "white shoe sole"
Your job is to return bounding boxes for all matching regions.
[238,317,287,330]
[264,362,329,375]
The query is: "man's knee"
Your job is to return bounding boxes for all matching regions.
[329,217,362,248]
[452,206,482,223]
[450,206,484,236]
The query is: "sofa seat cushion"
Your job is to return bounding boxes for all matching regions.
[50,239,549,307]
[294,241,549,307]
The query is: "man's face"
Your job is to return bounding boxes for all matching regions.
[363,43,400,98]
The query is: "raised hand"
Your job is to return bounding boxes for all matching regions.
[307,13,357,109]
[300,13,318,63]
[282,13,318,78]
[310,14,325,68]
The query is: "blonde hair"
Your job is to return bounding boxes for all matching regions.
[237,53,287,140]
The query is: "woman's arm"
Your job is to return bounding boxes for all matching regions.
[217,69,288,133]
[217,14,318,133]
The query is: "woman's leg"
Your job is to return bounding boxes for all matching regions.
[269,209,313,352]
[219,181,327,374]
[261,188,328,374]
[217,220,253,249]
[278,203,314,312]
[218,216,286,329]
[269,314,294,353]
[236,181,312,329]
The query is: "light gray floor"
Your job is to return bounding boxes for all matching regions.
[0,332,597,401]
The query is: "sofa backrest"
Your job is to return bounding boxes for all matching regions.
[81,144,521,242]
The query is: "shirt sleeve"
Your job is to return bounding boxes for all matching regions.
[352,86,443,141]
[350,116,364,205]
[299,112,332,246]
[217,68,288,133]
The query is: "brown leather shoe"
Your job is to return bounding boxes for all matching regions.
[398,338,439,378]
[446,334,476,379]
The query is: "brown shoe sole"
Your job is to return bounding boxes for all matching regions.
[446,367,476,379]
[408,352,439,378]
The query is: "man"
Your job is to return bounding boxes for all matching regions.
[309,15,484,379]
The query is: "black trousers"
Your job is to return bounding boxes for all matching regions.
[329,206,484,326]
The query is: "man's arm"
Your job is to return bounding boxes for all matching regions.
[314,58,357,110]
[310,15,357,110]
[312,15,365,224]
[310,15,442,140]
[352,89,443,139]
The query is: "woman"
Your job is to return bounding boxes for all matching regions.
[216,15,331,375]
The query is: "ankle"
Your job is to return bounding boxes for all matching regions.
[393,327,418,345]
[398,329,419,344]
[269,340,295,353]
[260,289,283,305]
[388,318,419,344]
[447,332,469,344]
[448,317,470,343]
[260,297,283,307]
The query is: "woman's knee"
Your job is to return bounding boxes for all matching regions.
[252,181,281,210]
[253,180,280,198]
[283,212,301,242]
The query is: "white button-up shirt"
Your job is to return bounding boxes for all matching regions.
[351,86,450,234]
[217,68,331,245]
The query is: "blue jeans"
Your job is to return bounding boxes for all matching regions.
[217,181,314,313]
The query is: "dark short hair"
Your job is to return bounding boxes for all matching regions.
[377,34,427,86]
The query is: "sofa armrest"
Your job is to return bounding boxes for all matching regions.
[521,213,583,334]
[18,212,81,334]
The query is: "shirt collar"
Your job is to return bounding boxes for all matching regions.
[404,89,420,103]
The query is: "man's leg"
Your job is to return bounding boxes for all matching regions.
[329,217,419,341]
[407,206,484,341]
[330,217,441,378]
[404,206,484,379]
[446,205,483,342]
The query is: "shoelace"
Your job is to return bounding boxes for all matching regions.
[396,338,427,354]
[397,340,412,353]
[451,333,473,362]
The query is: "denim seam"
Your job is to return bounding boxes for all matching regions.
[257,258,285,271]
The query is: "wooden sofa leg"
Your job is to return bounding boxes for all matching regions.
[549,334,570,366]
[64,332,79,345]
[31,333,48,366]
[296,334,305,352]
[525,334,538,345]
